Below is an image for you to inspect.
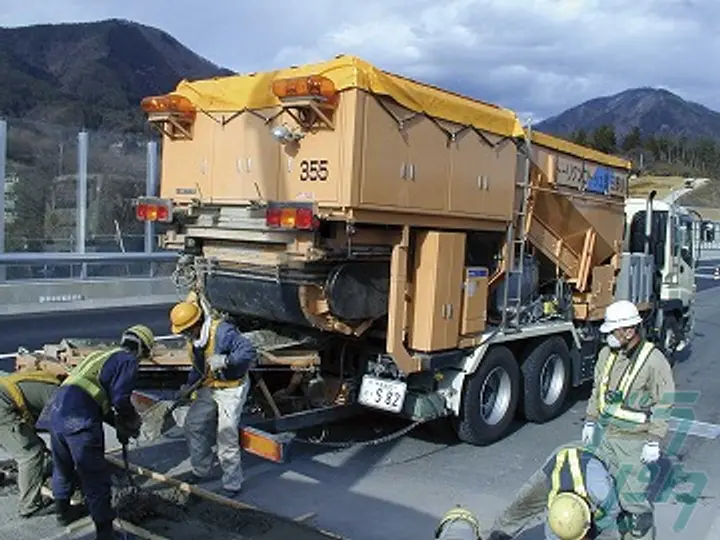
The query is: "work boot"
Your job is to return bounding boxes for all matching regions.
[20,496,55,519]
[95,520,118,540]
[55,498,88,526]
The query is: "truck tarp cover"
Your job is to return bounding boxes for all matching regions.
[172,54,631,171]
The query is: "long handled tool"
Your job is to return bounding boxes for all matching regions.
[139,376,206,442]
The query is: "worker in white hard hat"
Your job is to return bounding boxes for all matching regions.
[485,442,624,540]
[582,300,675,540]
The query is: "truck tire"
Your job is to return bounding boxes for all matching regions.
[454,346,520,446]
[520,336,571,423]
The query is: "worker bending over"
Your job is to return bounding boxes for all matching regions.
[170,301,257,494]
[0,369,64,518]
[486,443,623,540]
[44,325,154,539]
[583,300,675,539]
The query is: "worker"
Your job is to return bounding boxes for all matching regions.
[485,442,623,539]
[170,301,256,495]
[582,300,675,540]
[45,325,154,539]
[435,506,483,539]
[0,369,64,519]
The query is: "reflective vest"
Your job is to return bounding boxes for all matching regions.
[188,319,243,389]
[62,347,123,416]
[597,341,655,425]
[0,370,61,423]
[546,448,605,522]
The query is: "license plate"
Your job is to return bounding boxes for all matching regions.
[358,375,407,413]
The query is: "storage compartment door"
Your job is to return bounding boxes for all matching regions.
[212,111,281,203]
[405,118,449,211]
[449,131,515,220]
[160,114,215,204]
[460,267,488,335]
[359,95,407,208]
[408,231,465,352]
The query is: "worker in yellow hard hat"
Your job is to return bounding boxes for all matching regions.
[42,324,154,539]
[170,301,257,495]
[486,442,624,540]
[0,369,65,519]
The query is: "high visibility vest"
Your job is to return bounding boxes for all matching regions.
[187,318,243,389]
[597,341,655,425]
[546,448,605,522]
[62,347,124,416]
[0,370,61,423]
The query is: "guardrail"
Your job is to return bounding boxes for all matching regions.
[0,251,183,316]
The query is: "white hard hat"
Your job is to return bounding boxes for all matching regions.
[600,300,642,333]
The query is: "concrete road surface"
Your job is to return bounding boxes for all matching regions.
[1,281,719,538]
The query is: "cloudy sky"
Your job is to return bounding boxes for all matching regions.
[1,0,717,122]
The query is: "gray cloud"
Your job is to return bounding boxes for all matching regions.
[1,0,718,121]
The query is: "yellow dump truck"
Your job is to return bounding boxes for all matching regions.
[134,55,696,454]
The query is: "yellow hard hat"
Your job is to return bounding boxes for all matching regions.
[170,301,202,334]
[547,492,592,540]
[122,324,155,352]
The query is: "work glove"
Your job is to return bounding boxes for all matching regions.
[178,384,194,401]
[208,354,228,371]
[641,441,660,464]
[581,421,596,445]
[115,411,142,444]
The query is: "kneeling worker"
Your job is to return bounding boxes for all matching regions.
[170,301,257,494]
[486,443,623,540]
[46,325,154,539]
[0,369,64,518]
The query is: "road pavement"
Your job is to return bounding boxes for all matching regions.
[1,280,719,538]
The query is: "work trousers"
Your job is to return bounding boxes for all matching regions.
[0,417,49,516]
[50,422,114,525]
[488,450,622,539]
[591,432,655,540]
[183,380,250,492]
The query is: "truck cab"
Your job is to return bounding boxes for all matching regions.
[622,195,697,357]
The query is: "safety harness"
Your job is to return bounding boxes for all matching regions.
[547,448,607,522]
[0,371,61,423]
[597,341,655,425]
[187,318,243,389]
[62,347,124,416]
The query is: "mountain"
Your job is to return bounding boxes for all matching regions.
[534,88,720,141]
[0,18,234,132]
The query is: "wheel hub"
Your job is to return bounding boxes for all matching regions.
[479,366,512,425]
[539,353,566,406]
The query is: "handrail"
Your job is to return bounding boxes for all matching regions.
[0,251,178,264]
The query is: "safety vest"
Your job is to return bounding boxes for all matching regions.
[62,347,124,416]
[597,341,655,425]
[188,318,243,389]
[0,370,61,423]
[546,448,605,522]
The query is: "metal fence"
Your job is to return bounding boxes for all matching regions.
[1,117,169,281]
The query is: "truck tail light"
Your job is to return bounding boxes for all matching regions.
[266,205,318,231]
[135,197,173,223]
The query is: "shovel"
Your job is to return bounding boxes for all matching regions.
[139,377,205,442]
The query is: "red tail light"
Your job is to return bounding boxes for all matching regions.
[135,197,173,223]
[265,205,318,230]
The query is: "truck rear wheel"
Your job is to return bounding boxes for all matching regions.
[454,346,520,446]
[520,336,571,423]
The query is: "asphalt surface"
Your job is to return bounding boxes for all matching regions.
[1,274,720,539]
